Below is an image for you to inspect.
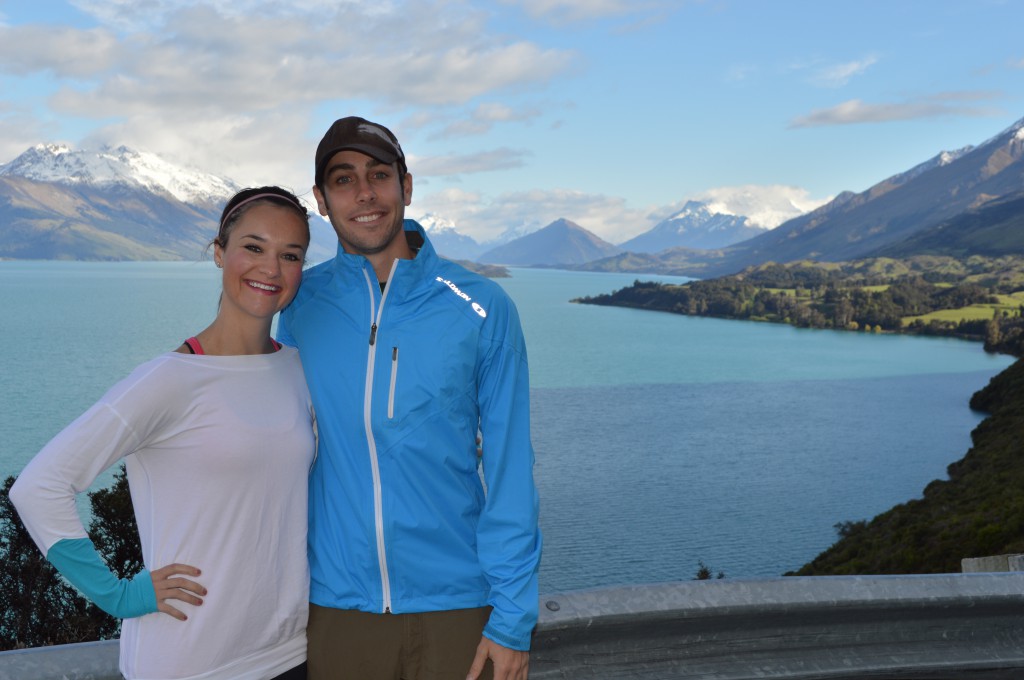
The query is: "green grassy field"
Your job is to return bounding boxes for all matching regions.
[902,291,1024,326]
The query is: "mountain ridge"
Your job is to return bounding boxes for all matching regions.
[571,115,1024,276]
[476,218,622,266]
[0,175,219,260]
[3,115,1023,264]
[702,118,1024,275]
[0,144,349,261]
[0,143,239,206]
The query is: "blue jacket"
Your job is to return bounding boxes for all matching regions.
[278,221,541,650]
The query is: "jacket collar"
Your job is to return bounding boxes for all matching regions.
[329,220,438,297]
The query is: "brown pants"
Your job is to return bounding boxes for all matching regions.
[307,605,493,680]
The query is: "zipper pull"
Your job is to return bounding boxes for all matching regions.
[369,323,378,346]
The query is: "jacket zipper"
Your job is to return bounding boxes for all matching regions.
[388,347,399,420]
[362,262,399,614]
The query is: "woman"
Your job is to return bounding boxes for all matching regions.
[10,186,315,680]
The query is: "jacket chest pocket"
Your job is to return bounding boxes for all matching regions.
[381,339,476,427]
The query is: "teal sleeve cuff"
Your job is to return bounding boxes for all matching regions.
[46,537,158,619]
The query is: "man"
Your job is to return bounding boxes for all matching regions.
[278,116,542,680]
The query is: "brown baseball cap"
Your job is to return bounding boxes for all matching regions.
[314,116,406,187]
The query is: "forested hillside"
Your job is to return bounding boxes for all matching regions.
[790,355,1024,575]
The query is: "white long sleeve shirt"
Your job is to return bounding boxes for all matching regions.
[11,348,315,680]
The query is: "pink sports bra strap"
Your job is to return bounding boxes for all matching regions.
[184,337,280,354]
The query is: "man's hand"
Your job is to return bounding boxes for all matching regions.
[466,636,528,680]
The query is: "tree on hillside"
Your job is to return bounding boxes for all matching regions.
[88,467,144,580]
[0,469,140,651]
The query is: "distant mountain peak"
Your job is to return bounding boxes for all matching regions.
[547,217,585,230]
[477,217,620,266]
[417,212,459,234]
[412,212,483,260]
[619,199,766,253]
[669,200,716,219]
[0,143,239,205]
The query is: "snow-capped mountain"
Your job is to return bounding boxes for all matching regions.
[619,201,768,253]
[416,212,483,260]
[0,143,343,261]
[0,143,240,206]
[692,185,828,230]
[417,212,458,233]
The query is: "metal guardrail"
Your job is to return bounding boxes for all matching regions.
[5,573,1024,679]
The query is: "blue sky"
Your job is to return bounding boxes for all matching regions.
[0,0,1021,243]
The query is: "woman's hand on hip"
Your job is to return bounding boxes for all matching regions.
[149,563,205,621]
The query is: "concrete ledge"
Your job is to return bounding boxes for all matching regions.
[962,553,1024,572]
[531,573,1024,679]
[6,574,1024,679]
[0,639,119,680]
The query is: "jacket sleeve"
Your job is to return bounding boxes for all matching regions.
[276,306,296,347]
[474,295,542,651]
[9,376,160,619]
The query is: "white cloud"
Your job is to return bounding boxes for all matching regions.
[389,41,573,106]
[688,185,831,229]
[790,93,1003,128]
[811,55,879,88]
[0,2,575,189]
[68,0,366,32]
[0,107,59,164]
[413,147,531,177]
[27,5,573,111]
[499,0,658,24]
[412,186,653,243]
[82,109,315,200]
[0,25,120,76]
[433,102,543,138]
[409,186,485,233]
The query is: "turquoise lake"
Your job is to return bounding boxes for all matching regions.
[0,261,1014,593]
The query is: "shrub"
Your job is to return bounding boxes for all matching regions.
[0,467,140,650]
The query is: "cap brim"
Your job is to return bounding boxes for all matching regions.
[319,144,398,172]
